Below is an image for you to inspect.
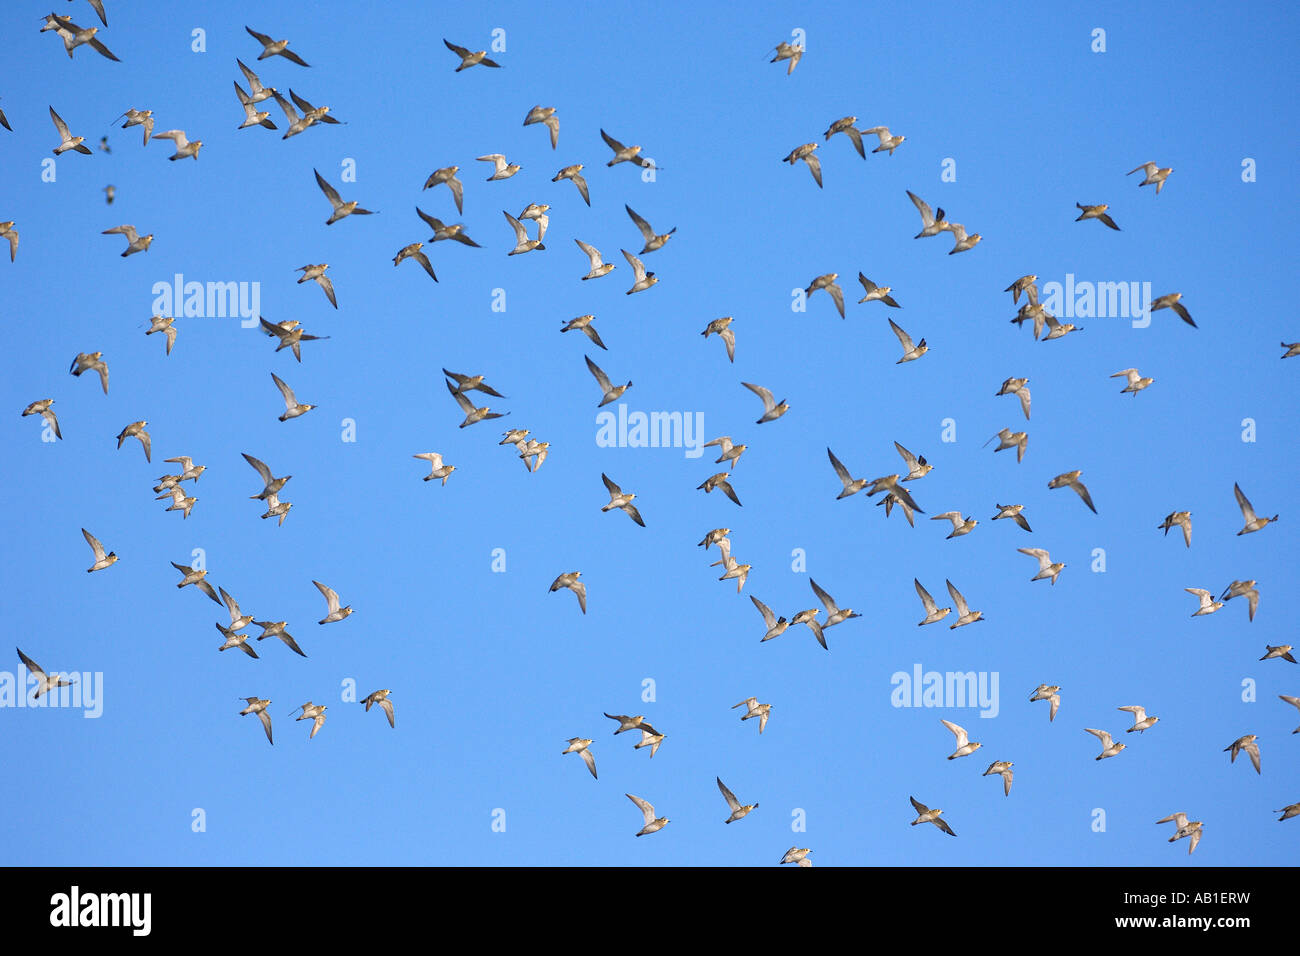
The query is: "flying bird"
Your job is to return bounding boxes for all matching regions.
[600,473,644,527]
[16,648,74,699]
[1075,202,1120,230]
[909,797,955,836]
[81,528,117,572]
[549,572,586,615]
[444,38,501,71]
[523,105,559,149]
[315,169,375,225]
[1233,482,1278,535]
[1047,470,1096,514]
[717,778,759,824]
[742,382,789,424]
[295,263,336,307]
[102,224,152,257]
[1224,734,1261,774]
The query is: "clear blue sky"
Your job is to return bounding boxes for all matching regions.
[1,0,1296,866]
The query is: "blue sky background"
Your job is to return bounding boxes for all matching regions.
[1,0,1296,866]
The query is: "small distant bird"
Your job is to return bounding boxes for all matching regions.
[743,382,789,424]
[600,473,644,527]
[16,648,74,699]
[503,210,543,255]
[1041,313,1082,340]
[1260,645,1297,663]
[234,81,277,130]
[252,621,306,658]
[805,273,844,317]
[574,239,615,280]
[362,689,395,729]
[1111,368,1154,395]
[103,184,115,204]
[293,702,327,739]
[622,249,657,294]
[315,169,375,225]
[825,116,865,158]
[0,101,8,131]
[782,143,822,188]
[943,221,982,254]
[1075,202,1120,230]
[152,129,202,161]
[863,125,905,154]
[313,580,353,625]
[444,369,506,398]
[946,579,983,629]
[239,698,273,745]
[444,38,501,71]
[1156,813,1203,854]
[992,503,1032,532]
[983,761,1014,796]
[1233,482,1278,535]
[49,106,90,154]
[1185,588,1223,616]
[1148,292,1196,328]
[585,355,631,407]
[1127,161,1172,194]
[699,528,730,551]
[717,778,759,824]
[909,796,955,836]
[625,204,675,254]
[478,153,521,181]
[523,105,559,149]
[1005,275,1038,305]
[604,713,657,736]
[259,317,330,362]
[1048,470,1096,514]
[732,697,771,734]
[260,493,291,526]
[941,719,982,759]
[1224,734,1261,774]
[1280,341,1300,359]
[984,427,1028,464]
[295,263,336,307]
[171,560,220,604]
[857,274,900,307]
[81,528,117,572]
[115,420,150,461]
[69,352,109,394]
[626,793,669,836]
[102,224,153,257]
[913,579,951,626]
[562,314,606,350]
[1118,705,1160,733]
[1157,511,1192,548]
[412,452,455,485]
[1018,547,1065,585]
[779,847,812,867]
[446,377,506,428]
[769,41,803,74]
[552,164,590,206]
[563,738,596,778]
[157,487,197,519]
[809,578,859,630]
[1029,684,1060,722]
[907,190,947,238]
[146,315,176,354]
[701,316,735,362]
[272,88,338,138]
[600,128,653,168]
[246,26,310,65]
[932,512,977,539]
[216,621,259,659]
[241,451,289,500]
[97,135,110,153]
[1085,728,1126,760]
[549,572,586,615]
[1219,580,1260,622]
[698,472,742,507]
[423,166,464,213]
[393,242,437,281]
[704,436,746,471]
[750,595,789,643]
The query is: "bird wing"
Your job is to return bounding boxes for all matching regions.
[575,239,604,270]
[945,580,969,616]
[1234,483,1256,522]
[600,472,621,497]
[445,378,475,413]
[49,106,72,139]
[626,792,655,825]
[941,719,968,748]
[894,441,919,469]
[1018,548,1051,571]
[621,248,647,281]
[914,578,937,613]
[888,318,915,352]
[503,210,527,242]
[809,578,837,614]
[600,128,626,153]
[579,748,596,778]
[271,372,298,409]
[17,647,46,680]
[907,190,935,226]
[742,381,776,413]
[241,452,273,484]
[1118,705,1147,721]
[717,778,741,811]
[750,594,776,628]
[625,205,655,242]
[1085,728,1113,748]
[585,355,612,391]
[82,527,106,561]
[313,580,341,613]
[909,796,928,814]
